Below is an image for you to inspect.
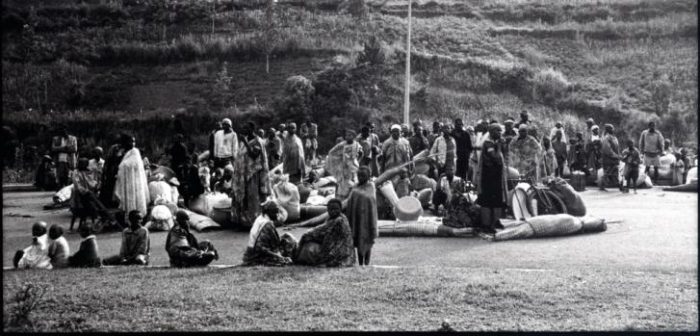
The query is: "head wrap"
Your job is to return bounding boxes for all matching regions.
[518,124,529,131]
[261,199,279,213]
[591,125,599,131]
[222,118,232,127]
[586,118,594,124]
[391,124,401,131]
[488,124,502,133]
[504,119,514,125]
[465,126,475,132]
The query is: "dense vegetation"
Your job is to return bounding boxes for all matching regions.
[2,0,697,181]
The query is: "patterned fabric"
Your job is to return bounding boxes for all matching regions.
[296,214,355,267]
[430,136,457,171]
[357,134,382,177]
[166,224,216,267]
[71,170,99,212]
[325,141,363,199]
[232,136,270,228]
[114,148,150,215]
[541,148,558,178]
[601,134,621,166]
[508,135,542,181]
[242,215,291,266]
[346,182,378,252]
[381,137,412,172]
[51,135,78,168]
[442,194,480,229]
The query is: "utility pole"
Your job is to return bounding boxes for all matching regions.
[403,0,412,125]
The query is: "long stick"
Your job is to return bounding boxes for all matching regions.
[403,0,412,125]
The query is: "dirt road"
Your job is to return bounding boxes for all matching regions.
[3,187,697,272]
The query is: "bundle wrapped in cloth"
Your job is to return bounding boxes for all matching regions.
[378,217,475,237]
[491,214,606,241]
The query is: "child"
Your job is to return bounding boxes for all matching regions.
[621,139,642,194]
[68,224,102,268]
[103,210,150,266]
[70,158,100,232]
[48,224,70,268]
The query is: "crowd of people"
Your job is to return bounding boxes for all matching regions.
[16,110,694,269]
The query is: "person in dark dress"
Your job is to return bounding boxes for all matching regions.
[168,133,189,184]
[100,134,130,208]
[166,210,218,267]
[68,224,102,268]
[452,118,473,181]
[475,124,508,234]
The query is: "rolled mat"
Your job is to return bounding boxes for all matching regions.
[662,182,698,193]
[300,205,328,220]
[378,218,474,237]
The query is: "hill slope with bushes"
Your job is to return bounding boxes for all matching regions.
[2,0,696,175]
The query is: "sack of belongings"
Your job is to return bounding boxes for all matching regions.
[543,177,586,216]
[181,209,221,232]
[145,205,174,231]
[442,193,480,228]
[274,178,301,222]
[54,184,73,204]
[189,192,229,216]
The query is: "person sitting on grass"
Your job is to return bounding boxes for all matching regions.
[14,222,52,269]
[166,210,219,268]
[621,139,642,194]
[48,224,70,269]
[242,200,292,266]
[293,198,355,267]
[103,210,150,266]
[68,224,102,268]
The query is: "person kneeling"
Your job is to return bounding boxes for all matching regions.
[242,200,292,266]
[166,210,219,267]
[68,224,102,268]
[293,198,355,267]
[104,210,150,266]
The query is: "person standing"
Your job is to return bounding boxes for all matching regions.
[325,129,363,199]
[569,132,588,174]
[346,166,378,266]
[452,118,473,181]
[639,121,664,183]
[586,125,602,176]
[168,134,189,184]
[583,118,595,147]
[428,121,443,149]
[88,146,105,183]
[430,124,457,176]
[475,124,508,234]
[357,125,382,177]
[549,121,568,144]
[51,126,78,189]
[166,211,219,267]
[503,118,517,144]
[281,122,306,184]
[621,139,642,194]
[381,124,412,173]
[552,130,568,177]
[408,122,429,156]
[599,124,621,191]
[540,136,558,178]
[300,118,318,162]
[210,118,238,170]
[514,110,531,129]
[103,210,150,265]
[231,122,270,228]
[265,127,283,169]
[114,135,150,216]
[100,134,128,208]
[508,124,542,181]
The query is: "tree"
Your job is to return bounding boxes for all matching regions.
[261,0,280,74]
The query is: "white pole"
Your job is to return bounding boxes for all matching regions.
[403,0,412,125]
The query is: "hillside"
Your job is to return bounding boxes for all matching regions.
[2,0,697,169]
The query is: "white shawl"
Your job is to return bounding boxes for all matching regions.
[115,148,150,215]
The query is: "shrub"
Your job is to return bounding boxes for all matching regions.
[531,67,570,105]
[6,282,49,331]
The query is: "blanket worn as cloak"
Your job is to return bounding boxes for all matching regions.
[296,214,355,267]
[242,214,291,266]
[282,135,305,182]
[114,148,150,215]
[508,135,542,181]
[232,136,270,228]
[346,182,378,254]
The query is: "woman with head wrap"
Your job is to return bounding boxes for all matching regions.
[292,198,355,267]
[475,124,508,233]
[242,200,292,266]
[380,124,413,174]
[326,129,364,199]
[231,122,270,228]
[586,125,603,176]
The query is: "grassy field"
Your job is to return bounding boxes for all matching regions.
[3,266,697,331]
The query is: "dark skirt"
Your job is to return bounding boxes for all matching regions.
[477,167,505,208]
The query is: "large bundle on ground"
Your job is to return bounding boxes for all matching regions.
[53,184,73,204]
[181,209,222,232]
[378,217,474,237]
[493,214,606,241]
[145,205,174,231]
[545,177,586,216]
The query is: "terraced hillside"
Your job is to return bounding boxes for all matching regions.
[2,0,697,172]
